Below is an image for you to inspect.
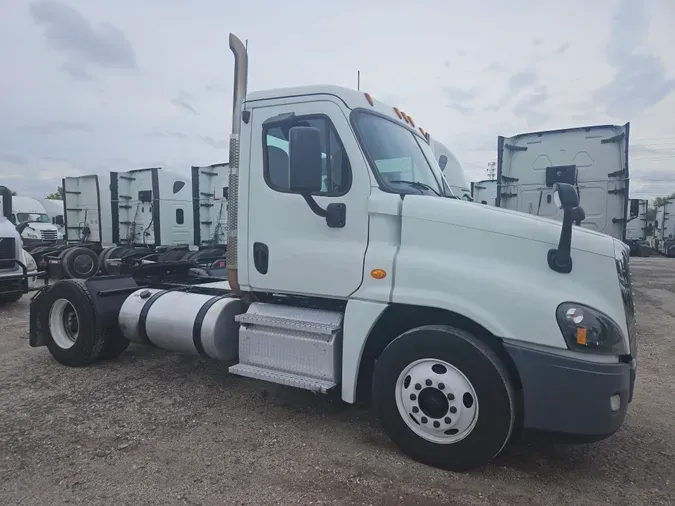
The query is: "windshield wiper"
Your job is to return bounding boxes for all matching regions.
[388,180,441,196]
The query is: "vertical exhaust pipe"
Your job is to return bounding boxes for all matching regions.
[0,186,12,220]
[227,33,248,295]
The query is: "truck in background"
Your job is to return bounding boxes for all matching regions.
[192,163,229,247]
[471,179,497,206]
[28,33,637,472]
[10,196,61,244]
[0,187,42,303]
[655,198,675,257]
[496,123,639,241]
[428,138,472,200]
[39,198,65,239]
[624,199,648,256]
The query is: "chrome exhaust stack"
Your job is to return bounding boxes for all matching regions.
[226,33,248,294]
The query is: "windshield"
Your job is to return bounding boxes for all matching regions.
[17,213,50,223]
[353,111,445,196]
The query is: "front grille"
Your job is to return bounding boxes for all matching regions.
[614,240,636,356]
[0,237,16,269]
[40,230,58,241]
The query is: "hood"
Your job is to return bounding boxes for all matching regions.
[402,195,615,257]
[25,222,57,231]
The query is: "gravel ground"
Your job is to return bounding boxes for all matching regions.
[1,257,674,505]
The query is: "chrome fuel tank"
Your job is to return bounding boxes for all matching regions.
[118,288,244,360]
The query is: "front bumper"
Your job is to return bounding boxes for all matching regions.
[504,342,635,442]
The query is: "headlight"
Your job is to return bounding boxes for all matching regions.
[24,231,39,238]
[556,302,627,355]
[22,250,37,271]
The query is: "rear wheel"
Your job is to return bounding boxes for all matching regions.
[40,279,107,366]
[372,325,515,472]
[61,247,100,279]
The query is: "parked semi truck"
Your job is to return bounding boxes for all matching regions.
[28,33,637,472]
[0,187,41,303]
[471,179,497,206]
[38,198,65,239]
[428,138,472,200]
[9,196,61,244]
[655,198,675,257]
[496,124,641,241]
[624,199,648,256]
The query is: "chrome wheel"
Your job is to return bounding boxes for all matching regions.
[49,298,80,350]
[395,358,479,444]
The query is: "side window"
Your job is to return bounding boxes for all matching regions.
[173,181,185,194]
[176,208,184,225]
[263,116,352,195]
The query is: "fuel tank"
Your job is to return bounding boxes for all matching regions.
[118,288,245,360]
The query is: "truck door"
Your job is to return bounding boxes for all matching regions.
[246,98,370,298]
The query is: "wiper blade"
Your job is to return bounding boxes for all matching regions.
[388,180,440,196]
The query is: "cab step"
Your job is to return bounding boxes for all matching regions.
[228,302,343,393]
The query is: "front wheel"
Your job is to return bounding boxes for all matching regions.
[372,325,516,472]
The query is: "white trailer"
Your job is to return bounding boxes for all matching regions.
[496,124,639,240]
[28,34,637,472]
[624,199,648,256]
[655,198,675,257]
[471,179,497,206]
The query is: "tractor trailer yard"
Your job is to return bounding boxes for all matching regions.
[0,257,671,505]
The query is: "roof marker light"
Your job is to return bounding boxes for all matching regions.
[364,93,374,106]
[393,107,403,119]
[406,115,415,127]
[419,127,426,136]
[400,112,409,124]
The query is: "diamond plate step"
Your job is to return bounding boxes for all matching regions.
[228,363,336,393]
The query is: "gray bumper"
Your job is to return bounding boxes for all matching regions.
[504,342,635,441]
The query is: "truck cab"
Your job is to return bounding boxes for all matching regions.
[428,137,472,200]
[11,196,61,244]
[0,187,41,303]
[28,34,637,472]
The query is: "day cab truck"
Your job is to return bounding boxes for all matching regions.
[28,34,637,472]
[0,187,42,303]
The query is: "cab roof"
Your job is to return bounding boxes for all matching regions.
[246,85,427,139]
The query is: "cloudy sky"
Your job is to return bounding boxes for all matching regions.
[1,0,674,201]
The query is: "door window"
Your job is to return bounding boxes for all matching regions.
[263,115,352,196]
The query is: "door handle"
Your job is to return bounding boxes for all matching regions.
[253,242,269,274]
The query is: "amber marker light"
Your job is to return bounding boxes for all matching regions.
[364,93,374,106]
[370,269,387,280]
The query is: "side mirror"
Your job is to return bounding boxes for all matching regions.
[438,155,448,171]
[55,215,64,226]
[548,183,584,274]
[553,182,579,209]
[288,126,323,194]
[629,199,640,219]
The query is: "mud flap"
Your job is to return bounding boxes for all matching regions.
[29,287,49,347]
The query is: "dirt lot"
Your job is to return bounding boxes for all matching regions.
[1,258,674,505]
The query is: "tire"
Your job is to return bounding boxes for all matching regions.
[99,329,130,360]
[100,246,127,275]
[372,324,515,472]
[61,247,100,279]
[39,279,107,366]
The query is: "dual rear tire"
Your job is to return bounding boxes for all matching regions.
[39,279,129,366]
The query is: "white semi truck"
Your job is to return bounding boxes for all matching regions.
[38,198,65,239]
[655,198,675,257]
[28,34,637,472]
[10,196,61,244]
[624,199,648,256]
[428,138,472,200]
[496,124,640,241]
[471,179,498,206]
[0,187,41,303]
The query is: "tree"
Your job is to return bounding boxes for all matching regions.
[45,186,63,200]
[653,192,675,207]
